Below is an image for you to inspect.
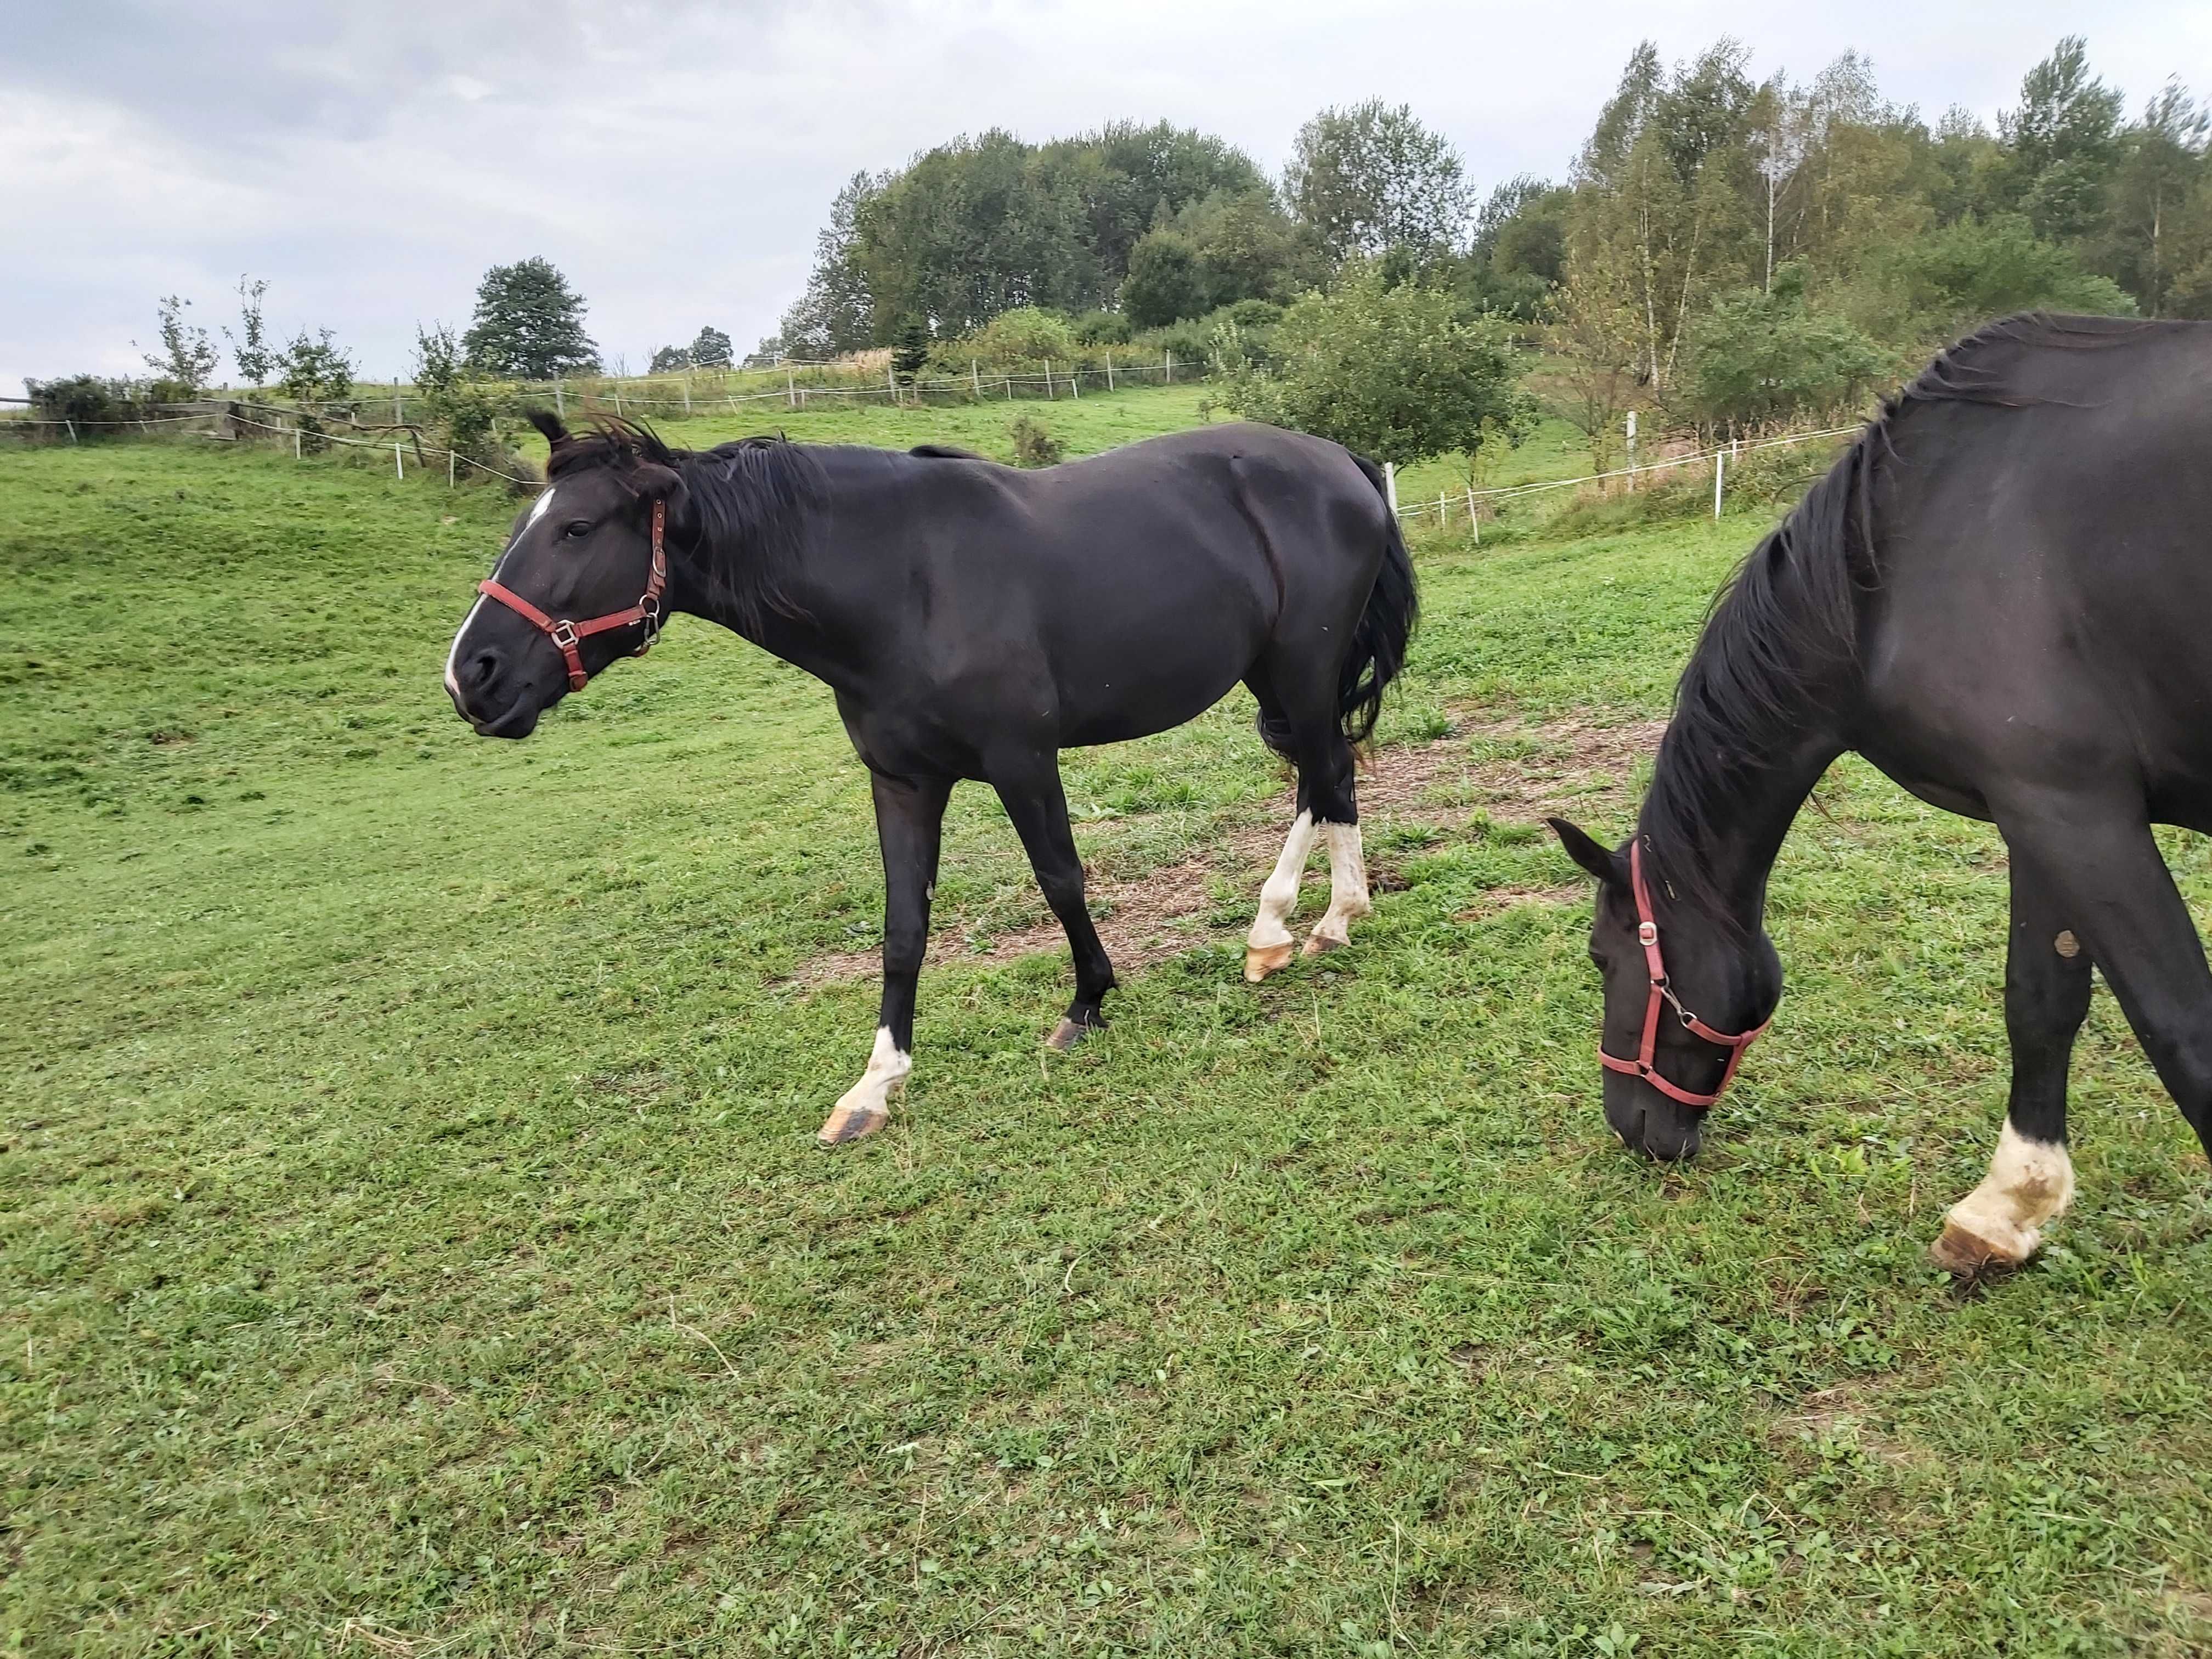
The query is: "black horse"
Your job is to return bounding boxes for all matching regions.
[1550,313,2212,1273]
[446,415,1415,1145]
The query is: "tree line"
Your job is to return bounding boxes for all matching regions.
[769,36,2209,460]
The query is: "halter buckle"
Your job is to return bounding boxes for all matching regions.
[548,619,580,650]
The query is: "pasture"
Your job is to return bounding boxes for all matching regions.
[5,403,2212,1655]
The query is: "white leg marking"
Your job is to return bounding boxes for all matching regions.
[1934,1120,2076,1271]
[1245,810,1316,980]
[817,1026,911,1146]
[1302,822,1373,956]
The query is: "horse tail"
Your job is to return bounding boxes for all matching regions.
[1338,452,1419,744]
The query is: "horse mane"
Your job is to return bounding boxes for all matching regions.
[1639,311,2158,925]
[543,416,822,636]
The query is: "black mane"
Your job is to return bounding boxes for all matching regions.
[1638,312,2158,923]
[543,416,822,636]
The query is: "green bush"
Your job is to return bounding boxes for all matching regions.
[22,375,177,432]
[929,306,1082,374]
[1009,415,1063,467]
[1684,280,1888,430]
[1072,310,1132,346]
[1840,212,2136,343]
[1214,264,1533,466]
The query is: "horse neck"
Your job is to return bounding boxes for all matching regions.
[1641,724,1844,933]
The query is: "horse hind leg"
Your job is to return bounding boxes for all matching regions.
[1246,718,1365,982]
[1245,806,1317,981]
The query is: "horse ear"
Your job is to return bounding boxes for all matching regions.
[527,409,568,445]
[1547,817,1626,888]
[625,460,688,512]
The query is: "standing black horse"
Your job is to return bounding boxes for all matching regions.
[445,415,1415,1146]
[1549,313,2212,1273]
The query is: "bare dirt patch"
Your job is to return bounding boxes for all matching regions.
[1770,1381,1926,1469]
[790,709,1666,985]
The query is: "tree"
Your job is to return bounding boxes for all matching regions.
[1121,229,1209,326]
[1215,266,1531,467]
[225,276,274,387]
[779,171,886,357]
[276,328,355,406]
[648,344,691,373]
[1999,37,2125,242]
[138,295,219,392]
[413,323,499,464]
[1284,100,1473,262]
[462,258,600,379]
[2102,81,2211,314]
[688,325,733,369]
[890,318,930,387]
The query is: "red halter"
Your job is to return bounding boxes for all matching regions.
[1599,840,1773,1110]
[477,498,668,691]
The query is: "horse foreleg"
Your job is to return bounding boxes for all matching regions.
[1245,810,1316,981]
[991,756,1116,1048]
[1933,845,2090,1273]
[819,770,951,1148]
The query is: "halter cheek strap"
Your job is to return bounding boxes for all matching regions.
[1598,840,1772,1110]
[477,498,668,691]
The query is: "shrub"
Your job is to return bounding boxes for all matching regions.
[1684,280,1888,430]
[1129,316,1216,368]
[24,375,173,432]
[1009,415,1063,467]
[412,324,516,477]
[1215,264,1534,466]
[1073,310,1132,346]
[937,307,1082,373]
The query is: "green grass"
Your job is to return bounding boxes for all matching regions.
[5,420,2212,1657]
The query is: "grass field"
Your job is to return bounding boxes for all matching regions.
[5,407,2212,1656]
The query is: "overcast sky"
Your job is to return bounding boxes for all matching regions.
[7,1,2208,394]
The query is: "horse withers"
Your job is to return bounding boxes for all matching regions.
[1549,313,2212,1274]
[445,415,1415,1146]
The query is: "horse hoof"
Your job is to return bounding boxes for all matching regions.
[1244,941,1295,983]
[1301,929,1347,958]
[816,1104,888,1148]
[1045,1017,1090,1052]
[1929,1217,2034,1277]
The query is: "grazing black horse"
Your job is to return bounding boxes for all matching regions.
[1549,313,2212,1273]
[446,415,1415,1145]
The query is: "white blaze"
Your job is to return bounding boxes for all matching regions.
[445,488,555,702]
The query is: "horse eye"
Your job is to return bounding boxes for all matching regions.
[563,520,592,540]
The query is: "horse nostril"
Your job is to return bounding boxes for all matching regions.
[465,650,501,690]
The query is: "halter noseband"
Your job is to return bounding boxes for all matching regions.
[1598,840,1772,1110]
[477,497,668,691]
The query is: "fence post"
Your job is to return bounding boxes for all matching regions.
[1438,489,1447,526]
[613,385,623,417]
[786,366,796,410]
[395,443,404,479]
[1713,449,1725,520]
[1383,461,1397,513]
[972,359,981,399]
[1165,351,1174,383]
[1070,362,1079,399]
[888,362,898,405]
[1105,351,1115,391]
[449,449,456,488]
[1466,486,1477,544]
[294,427,302,461]
[1043,360,1053,399]
[553,379,565,419]
[65,419,76,444]
[683,374,692,415]
[1623,410,1637,490]
[393,383,403,425]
